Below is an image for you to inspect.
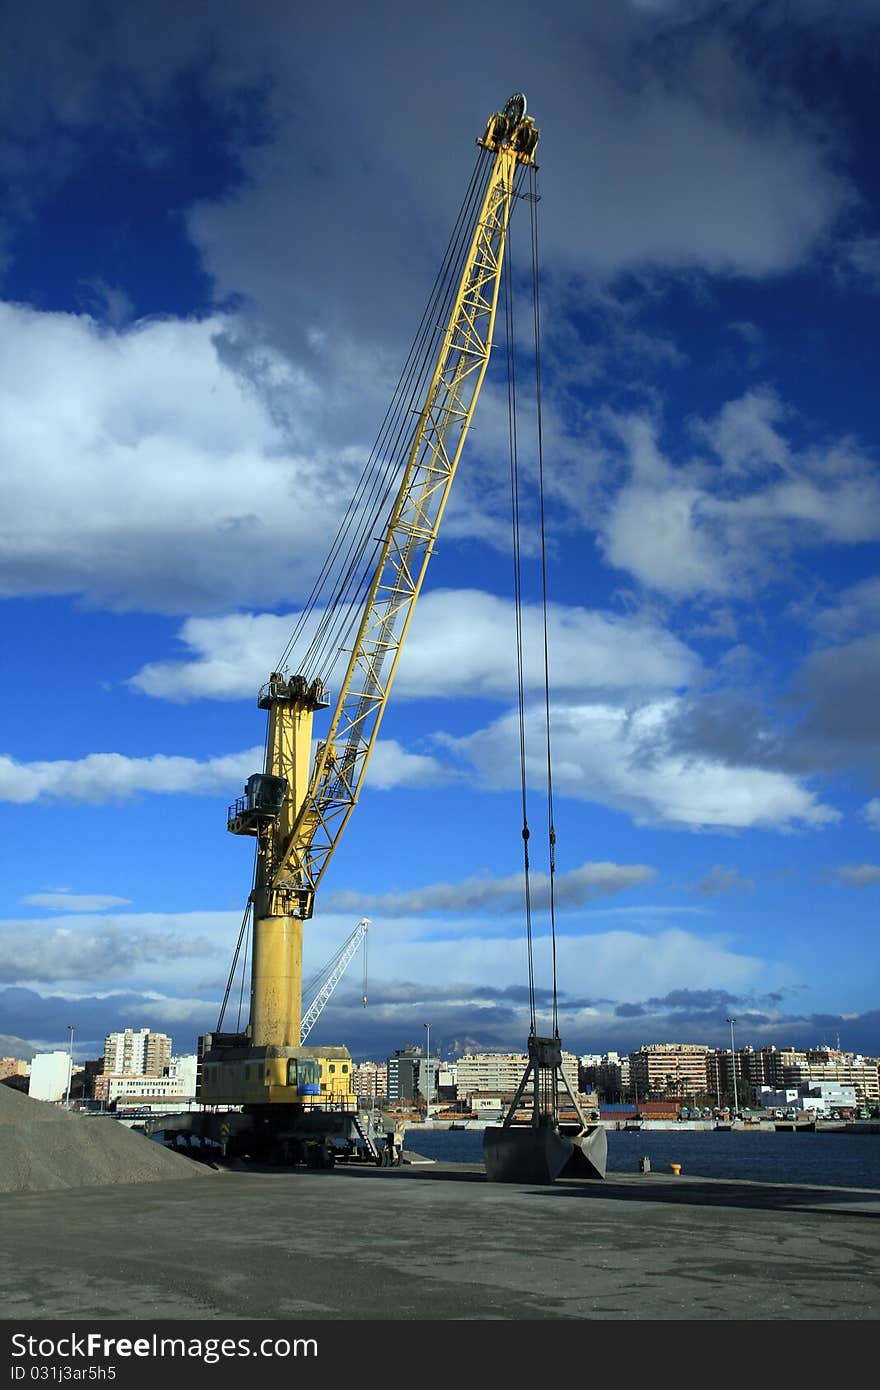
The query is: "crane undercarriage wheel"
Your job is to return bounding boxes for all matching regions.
[375,1145,402,1167]
[305,1144,336,1169]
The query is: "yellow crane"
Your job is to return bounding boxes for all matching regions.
[189,94,539,1167]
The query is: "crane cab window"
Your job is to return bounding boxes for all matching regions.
[288,1059,320,1088]
[328,1064,336,1074]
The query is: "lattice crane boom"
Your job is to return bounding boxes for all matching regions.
[300,917,369,1044]
[273,97,537,924]
[228,93,539,1054]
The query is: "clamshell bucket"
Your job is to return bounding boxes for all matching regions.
[559,1123,608,1179]
[482,1034,608,1184]
[483,1117,607,1184]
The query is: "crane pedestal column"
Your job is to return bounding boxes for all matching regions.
[251,914,302,1048]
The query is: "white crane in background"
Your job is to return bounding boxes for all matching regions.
[300,918,369,1044]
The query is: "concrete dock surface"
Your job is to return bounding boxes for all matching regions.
[2,1159,879,1322]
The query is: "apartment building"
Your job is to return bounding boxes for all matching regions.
[456,1050,582,1102]
[351,1060,387,1102]
[103,1029,172,1077]
[0,1058,28,1081]
[784,1049,878,1103]
[628,1043,711,1099]
[386,1046,423,1104]
[585,1051,631,1102]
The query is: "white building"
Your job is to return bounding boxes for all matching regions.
[98,1054,198,1108]
[437,1061,457,1094]
[758,1083,857,1116]
[107,1075,190,1105]
[28,1051,72,1102]
[168,1054,198,1095]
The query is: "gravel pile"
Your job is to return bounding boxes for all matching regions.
[0,1085,212,1194]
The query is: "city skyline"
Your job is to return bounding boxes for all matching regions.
[2,1024,875,1071]
[1,4,879,1065]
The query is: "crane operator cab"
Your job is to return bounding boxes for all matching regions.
[227,773,288,836]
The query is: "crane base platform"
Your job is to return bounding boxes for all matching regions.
[146,1104,403,1170]
[483,1120,607,1184]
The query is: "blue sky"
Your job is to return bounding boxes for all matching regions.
[1,0,879,1068]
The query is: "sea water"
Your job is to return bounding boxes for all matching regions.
[403,1126,880,1189]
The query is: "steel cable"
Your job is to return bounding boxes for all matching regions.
[529,163,559,1041]
[275,152,494,686]
[504,217,538,1039]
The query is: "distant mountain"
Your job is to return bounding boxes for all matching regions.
[0,1034,38,1061]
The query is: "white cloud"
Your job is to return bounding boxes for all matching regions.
[543,74,845,282]
[444,698,838,831]
[838,235,880,291]
[21,893,132,912]
[0,914,228,984]
[834,864,880,888]
[1,688,836,831]
[363,740,450,791]
[597,401,880,598]
[129,590,700,703]
[182,6,851,358]
[0,5,856,296]
[790,636,880,775]
[0,739,447,806]
[600,417,730,595]
[346,923,767,1009]
[687,866,754,896]
[626,0,683,13]
[864,800,880,831]
[0,748,261,804]
[130,611,297,700]
[325,861,656,917]
[0,303,585,623]
[0,303,397,615]
[811,577,880,639]
[5,315,870,629]
[0,899,785,1054]
[715,462,880,544]
[694,387,790,475]
[0,12,859,637]
[557,926,761,1000]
